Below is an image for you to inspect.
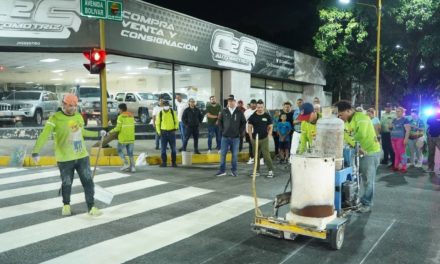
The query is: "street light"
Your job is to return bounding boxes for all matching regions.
[339,0,382,114]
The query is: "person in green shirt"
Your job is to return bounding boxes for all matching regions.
[380,103,396,166]
[335,100,381,213]
[110,103,135,172]
[297,102,319,154]
[155,100,179,167]
[206,95,222,152]
[31,94,106,217]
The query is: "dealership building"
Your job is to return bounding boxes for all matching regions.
[0,0,328,117]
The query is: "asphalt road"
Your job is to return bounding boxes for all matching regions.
[1,162,440,264]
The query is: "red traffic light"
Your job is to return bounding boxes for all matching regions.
[83,49,106,74]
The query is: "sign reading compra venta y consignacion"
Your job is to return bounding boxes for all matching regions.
[105,0,299,80]
[119,10,198,52]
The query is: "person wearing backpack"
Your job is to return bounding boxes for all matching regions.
[110,103,135,172]
[155,100,179,167]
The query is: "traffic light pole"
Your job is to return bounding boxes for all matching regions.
[99,19,109,128]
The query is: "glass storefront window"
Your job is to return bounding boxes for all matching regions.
[283,82,303,93]
[174,65,221,114]
[266,80,282,90]
[251,77,265,88]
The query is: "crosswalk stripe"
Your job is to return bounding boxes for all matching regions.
[0,179,168,220]
[0,186,213,253]
[0,169,59,186]
[0,172,129,200]
[42,196,271,264]
[0,168,26,175]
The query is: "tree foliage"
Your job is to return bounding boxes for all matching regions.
[314,0,440,108]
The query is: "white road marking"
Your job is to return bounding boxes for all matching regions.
[0,172,129,199]
[0,169,59,185]
[0,168,26,175]
[42,196,271,264]
[0,179,167,220]
[0,186,213,253]
[359,219,397,264]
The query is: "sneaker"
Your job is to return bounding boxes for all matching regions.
[194,150,201,154]
[120,164,130,171]
[249,172,260,177]
[218,150,221,154]
[247,158,254,164]
[260,158,265,165]
[231,171,237,177]
[207,150,211,154]
[61,204,71,216]
[178,148,183,152]
[215,171,227,177]
[159,163,167,167]
[358,205,371,213]
[88,206,102,216]
[267,171,274,178]
[130,167,136,173]
[172,163,178,168]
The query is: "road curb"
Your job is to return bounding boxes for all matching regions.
[0,153,251,167]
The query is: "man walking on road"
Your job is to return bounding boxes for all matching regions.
[31,94,105,217]
[248,100,275,178]
[181,98,203,154]
[216,95,246,177]
[336,100,381,213]
[155,100,179,167]
[206,95,222,153]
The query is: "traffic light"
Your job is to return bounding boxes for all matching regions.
[83,49,106,74]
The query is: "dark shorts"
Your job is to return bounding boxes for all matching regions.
[279,141,290,149]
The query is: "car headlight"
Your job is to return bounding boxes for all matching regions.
[23,104,33,108]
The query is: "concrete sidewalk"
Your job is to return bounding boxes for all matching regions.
[0,137,275,166]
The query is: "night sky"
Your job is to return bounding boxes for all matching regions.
[143,0,321,54]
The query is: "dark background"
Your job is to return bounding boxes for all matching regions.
[143,0,321,54]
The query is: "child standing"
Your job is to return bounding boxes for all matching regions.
[277,113,292,163]
[110,103,136,172]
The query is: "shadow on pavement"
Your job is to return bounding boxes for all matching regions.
[378,173,409,187]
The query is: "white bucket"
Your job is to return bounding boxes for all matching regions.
[181,151,193,166]
[94,184,114,205]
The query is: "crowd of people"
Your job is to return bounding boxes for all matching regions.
[31,91,440,217]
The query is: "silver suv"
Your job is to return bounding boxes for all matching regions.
[70,86,118,126]
[114,92,154,123]
[0,90,59,125]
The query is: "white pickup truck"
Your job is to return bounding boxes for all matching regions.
[114,92,154,124]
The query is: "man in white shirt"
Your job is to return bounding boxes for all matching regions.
[175,94,188,151]
[244,99,258,164]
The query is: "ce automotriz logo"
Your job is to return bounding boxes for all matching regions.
[0,0,82,39]
[210,29,258,71]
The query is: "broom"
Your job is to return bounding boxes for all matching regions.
[91,135,114,205]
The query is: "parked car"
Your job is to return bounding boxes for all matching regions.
[114,92,154,124]
[70,86,118,126]
[153,92,188,105]
[0,90,59,125]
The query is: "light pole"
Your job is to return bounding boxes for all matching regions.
[339,0,382,114]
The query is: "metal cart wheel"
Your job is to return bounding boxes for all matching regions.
[329,224,345,250]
